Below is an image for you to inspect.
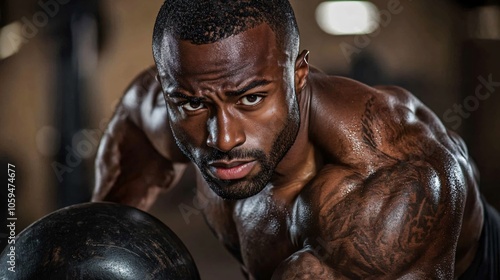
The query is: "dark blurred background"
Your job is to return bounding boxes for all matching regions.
[0,0,499,279]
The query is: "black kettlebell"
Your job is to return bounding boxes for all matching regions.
[0,202,200,280]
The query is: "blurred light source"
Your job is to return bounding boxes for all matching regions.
[0,21,24,60]
[315,1,379,35]
[468,5,500,39]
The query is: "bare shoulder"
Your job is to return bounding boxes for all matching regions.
[116,66,187,162]
[294,72,483,277]
[293,160,464,278]
[120,66,157,104]
[93,66,190,209]
[309,73,460,164]
[119,66,162,125]
[307,73,481,188]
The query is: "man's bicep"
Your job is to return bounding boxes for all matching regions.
[308,161,463,278]
[92,115,188,210]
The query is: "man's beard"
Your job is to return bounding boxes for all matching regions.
[173,104,300,200]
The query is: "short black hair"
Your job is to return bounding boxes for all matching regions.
[153,0,300,69]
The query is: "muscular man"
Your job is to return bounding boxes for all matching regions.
[92,1,500,279]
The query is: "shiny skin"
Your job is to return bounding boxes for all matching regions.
[0,202,200,280]
[93,24,483,279]
[158,28,301,200]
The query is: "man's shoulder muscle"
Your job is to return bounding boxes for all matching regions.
[119,66,187,162]
[309,74,466,168]
[302,74,483,277]
[92,66,188,209]
[120,66,159,113]
[294,159,465,278]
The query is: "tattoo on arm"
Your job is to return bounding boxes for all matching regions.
[361,96,378,150]
[311,161,457,278]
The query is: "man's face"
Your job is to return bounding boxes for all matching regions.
[158,24,300,200]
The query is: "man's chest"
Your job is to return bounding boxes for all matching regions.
[197,181,303,279]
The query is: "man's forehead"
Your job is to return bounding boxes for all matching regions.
[158,24,286,77]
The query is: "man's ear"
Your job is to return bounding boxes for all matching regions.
[294,50,310,94]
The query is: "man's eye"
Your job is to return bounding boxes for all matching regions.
[181,101,205,111]
[239,95,263,106]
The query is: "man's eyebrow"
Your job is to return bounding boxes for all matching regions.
[166,79,271,99]
[225,79,271,97]
[167,92,206,102]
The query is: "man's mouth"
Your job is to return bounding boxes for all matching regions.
[208,160,257,180]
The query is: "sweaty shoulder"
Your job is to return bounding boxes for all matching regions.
[308,73,470,171]
[119,66,188,162]
[297,72,483,277]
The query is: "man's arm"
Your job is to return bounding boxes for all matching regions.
[277,156,465,279]
[271,247,336,279]
[92,67,189,210]
[272,248,430,280]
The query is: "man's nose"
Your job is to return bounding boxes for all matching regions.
[206,110,245,152]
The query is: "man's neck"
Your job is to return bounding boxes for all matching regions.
[270,80,319,198]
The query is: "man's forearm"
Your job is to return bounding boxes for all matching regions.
[272,248,337,280]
